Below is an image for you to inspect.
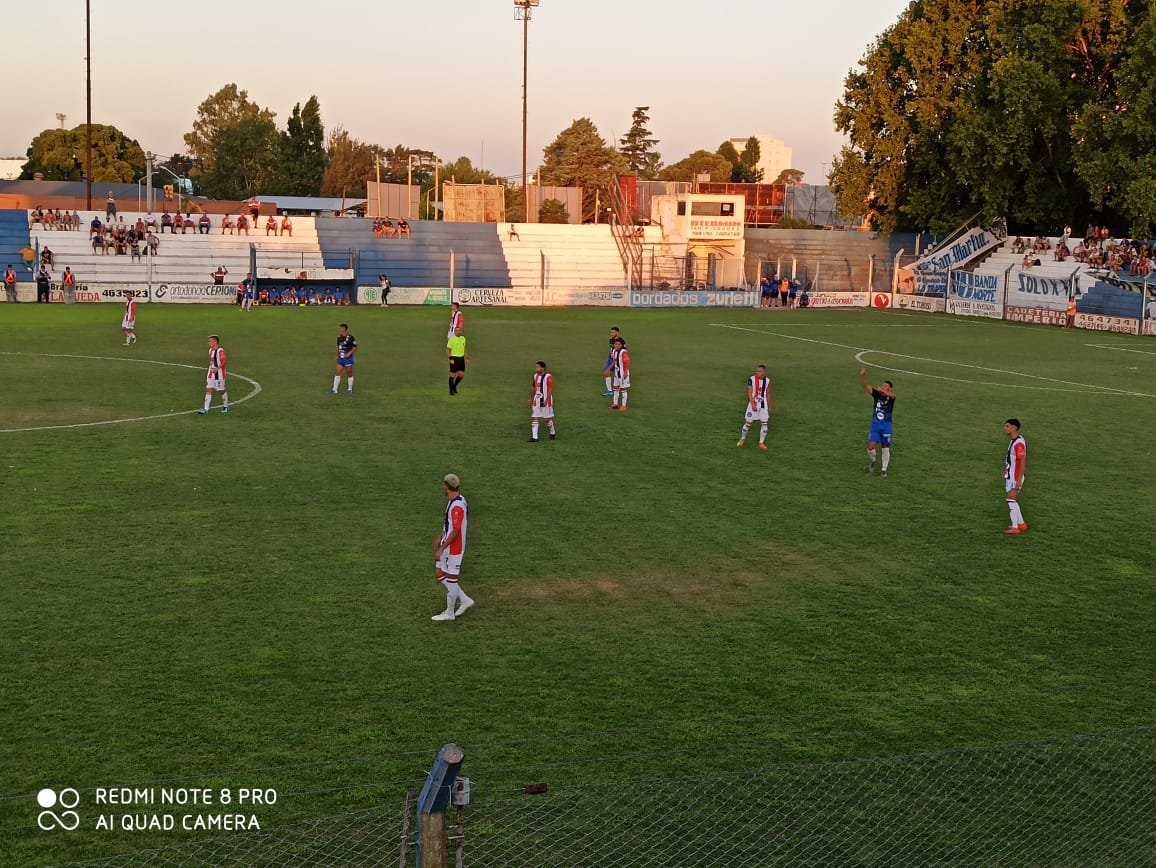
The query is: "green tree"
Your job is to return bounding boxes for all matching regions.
[21,125,146,183]
[538,118,627,222]
[773,169,805,186]
[619,106,662,179]
[320,128,381,198]
[717,138,762,183]
[442,156,501,185]
[538,197,570,224]
[660,150,732,183]
[278,96,327,196]
[200,114,282,200]
[184,84,277,194]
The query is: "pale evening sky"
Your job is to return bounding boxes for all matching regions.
[2,0,910,185]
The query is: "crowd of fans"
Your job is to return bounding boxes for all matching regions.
[372,217,411,238]
[1009,226,1154,277]
[250,286,348,306]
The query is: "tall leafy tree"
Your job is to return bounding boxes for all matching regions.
[538,118,627,221]
[184,84,277,195]
[279,96,327,196]
[21,125,146,183]
[619,106,662,179]
[773,169,805,186]
[660,150,732,183]
[717,138,762,183]
[321,128,382,198]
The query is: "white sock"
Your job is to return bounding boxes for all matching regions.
[620,391,628,407]
[1008,500,1023,525]
[759,423,768,444]
[740,422,751,440]
[881,447,890,471]
[531,420,539,440]
[443,581,460,610]
[547,420,555,435]
[868,447,877,465]
[332,375,340,390]
[346,376,354,392]
[203,394,211,411]
[221,392,229,408]
[604,376,612,390]
[612,390,620,404]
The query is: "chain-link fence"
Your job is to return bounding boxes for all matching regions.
[55,725,1154,866]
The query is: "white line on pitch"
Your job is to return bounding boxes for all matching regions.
[1085,343,1156,357]
[0,353,263,433]
[712,323,1156,398]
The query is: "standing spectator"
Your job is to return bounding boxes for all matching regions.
[507,224,520,241]
[61,266,76,290]
[105,191,117,218]
[280,214,292,237]
[528,360,556,442]
[610,336,631,411]
[779,276,790,308]
[788,278,799,307]
[760,275,773,308]
[145,232,160,256]
[446,327,468,395]
[121,291,137,345]
[736,364,772,450]
[430,473,474,621]
[36,267,50,303]
[197,335,230,415]
[241,280,255,311]
[198,213,211,234]
[329,323,357,395]
[248,196,261,225]
[4,264,16,303]
[378,274,391,306]
[212,265,229,286]
[1003,419,1028,534]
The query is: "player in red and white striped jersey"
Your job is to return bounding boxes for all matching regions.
[1003,418,1028,534]
[197,335,230,415]
[447,302,465,339]
[610,338,630,411]
[528,361,556,442]
[120,292,137,345]
[432,473,474,621]
[736,365,773,450]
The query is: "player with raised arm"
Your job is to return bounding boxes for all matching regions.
[329,323,357,395]
[431,473,475,621]
[121,292,137,345]
[737,364,772,450]
[1003,418,1028,535]
[610,337,630,411]
[528,360,556,442]
[601,326,621,396]
[198,335,230,415]
[860,365,895,476]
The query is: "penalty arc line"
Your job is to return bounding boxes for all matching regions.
[711,323,1156,398]
[0,352,263,433]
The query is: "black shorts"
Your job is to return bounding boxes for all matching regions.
[449,356,466,373]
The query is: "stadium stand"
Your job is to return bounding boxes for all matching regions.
[971,236,1086,285]
[0,210,32,277]
[1077,279,1145,317]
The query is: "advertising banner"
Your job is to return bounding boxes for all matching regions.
[543,288,628,307]
[1005,304,1067,326]
[1145,320,1156,337]
[946,271,1002,318]
[453,287,543,306]
[946,297,1002,318]
[895,294,946,313]
[359,286,451,305]
[805,291,870,308]
[45,284,150,303]
[629,290,758,308]
[0,283,36,302]
[871,292,892,308]
[1009,272,1070,311]
[1075,312,1139,334]
[913,227,1001,273]
[153,283,237,304]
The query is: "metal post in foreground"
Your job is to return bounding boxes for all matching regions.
[415,744,464,868]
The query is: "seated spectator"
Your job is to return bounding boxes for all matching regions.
[306,287,318,305]
[221,214,235,234]
[1031,235,1050,252]
[92,232,108,255]
[258,287,270,305]
[199,213,211,234]
[798,287,810,308]
[1021,254,1041,269]
[30,207,44,228]
[397,217,410,238]
[130,238,141,261]
[1011,236,1026,254]
[237,214,250,235]
[182,213,195,234]
[90,215,103,236]
[161,211,173,233]
[144,212,158,231]
[1054,242,1070,262]
[40,247,55,269]
[323,288,336,305]
[281,214,292,237]
[266,215,278,235]
[507,224,520,241]
[381,217,396,238]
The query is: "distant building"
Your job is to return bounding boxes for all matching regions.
[0,158,25,181]
[727,136,792,185]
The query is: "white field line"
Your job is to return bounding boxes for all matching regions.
[0,353,263,433]
[712,324,1156,398]
[1086,343,1156,357]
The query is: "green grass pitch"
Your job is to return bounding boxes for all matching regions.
[1,303,1153,863]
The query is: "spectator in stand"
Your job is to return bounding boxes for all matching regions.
[1012,236,1027,254]
[760,275,773,307]
[130,236,141,261]
[788,278,799,307]
[281,214,293,237]
[182,214,195,234]
[258,287,270,305]
[397,217,410,238]
[90,215,103,236]
[221,213,234,234]
[248,196,261,225]
[324,288,336,305]
[265,215,278,235]
[1021,253,1040,269]
[381,217,396,238]
[798,286,811,308]
[161,210,173,233]
[507,224,520,241]
[40,246,55,270]
[1054,241,1070,262]
[173,213,184,233]
[199,213,211,234]
[212,265,229,285]
[144,212,157,232]
[237,214,250,235]
[1031,235,1050,253]
[106,192,117,218]
[134,217,145,239]
[146,232,159,256]
[306,287,319,305]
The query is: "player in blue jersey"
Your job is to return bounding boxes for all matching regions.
[860,365,895,477]
[329,323,357,395]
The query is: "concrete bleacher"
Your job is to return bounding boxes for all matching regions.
[499,223,635,290]
[1077,280,1144,317]
[0,210,32,276]
[972,237,1086,286]
[27,211,327,285]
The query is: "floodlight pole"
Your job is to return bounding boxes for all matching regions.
[85,0,92,210]
[515,0,537,225]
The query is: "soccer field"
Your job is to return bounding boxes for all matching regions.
[2,303,1153,864]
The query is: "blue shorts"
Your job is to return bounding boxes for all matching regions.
[867,421,892,446]
[604,353,614,370]
[337,357,354,368]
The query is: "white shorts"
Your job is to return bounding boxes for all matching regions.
[744,406,770,423]
[531,406,554,419]
[1005,478,1025,494]
[121,318,135,329]
[436,551,463,577]
[205,375,226,392]
[613,375,631,390]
